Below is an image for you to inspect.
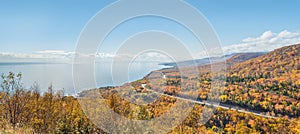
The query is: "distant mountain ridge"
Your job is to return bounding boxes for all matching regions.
[160,52,266,67]
[226,52,267,66]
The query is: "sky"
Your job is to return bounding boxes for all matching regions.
[0,0,300,62]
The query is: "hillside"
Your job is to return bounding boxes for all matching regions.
[224,44,300,117]
[230,44,299,78]
[138,44,300,117]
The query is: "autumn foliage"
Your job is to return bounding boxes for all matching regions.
[0,44,299,133]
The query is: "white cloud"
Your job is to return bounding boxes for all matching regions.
[95,53,115,59]
[0,50,70,63]
[0,50,173,63]
[224,30,300,54]
[1,30,299,63]
[0,50,117,63]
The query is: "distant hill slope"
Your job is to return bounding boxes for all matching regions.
[230,44,300,78]
[160,52,265,67]
[226,52,266,66]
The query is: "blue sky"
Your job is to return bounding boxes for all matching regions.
[189,0,300,44]
[0,0,300,56]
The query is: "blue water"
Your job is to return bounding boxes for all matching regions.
[0,62,165,95]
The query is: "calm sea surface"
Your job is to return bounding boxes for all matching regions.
[0,62,166,95]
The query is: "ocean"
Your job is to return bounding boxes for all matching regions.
[0,62,166,95]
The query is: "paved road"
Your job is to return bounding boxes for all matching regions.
[152,91,278,119]
[148,71,279,119]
